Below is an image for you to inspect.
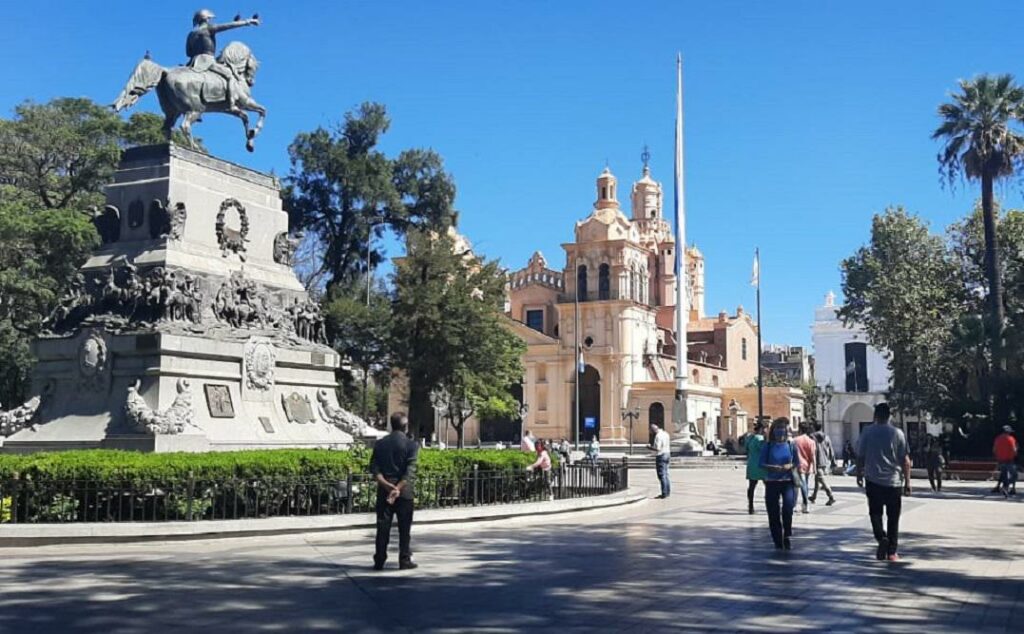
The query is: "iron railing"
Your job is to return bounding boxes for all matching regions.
[0,461,628,524]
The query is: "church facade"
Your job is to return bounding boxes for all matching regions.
[504,164,803,447]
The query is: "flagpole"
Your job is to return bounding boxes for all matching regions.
[574,256,581,451]
[671,52,697,452]
[755,247,764,426]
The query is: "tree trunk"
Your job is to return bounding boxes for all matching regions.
[981,172,1007,424]
[455,418,465,449]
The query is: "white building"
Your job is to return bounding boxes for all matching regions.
[811,291,935,451]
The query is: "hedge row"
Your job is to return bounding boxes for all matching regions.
[0,448,544,483]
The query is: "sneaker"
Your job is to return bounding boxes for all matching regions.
[876,538,889,561]
[887,553,901,562]
[372,561,385,571]
[801,505,809,514]
[825,498,836,506]
[748,506,755,515]
[809,496,817,504]
[399,561,418,570]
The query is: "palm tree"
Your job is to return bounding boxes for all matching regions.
[933,73,1024,423]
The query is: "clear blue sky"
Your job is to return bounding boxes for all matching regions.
[3,1,1021,346]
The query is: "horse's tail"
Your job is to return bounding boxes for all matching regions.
[112,57,164,111]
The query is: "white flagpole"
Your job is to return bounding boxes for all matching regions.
[671,52,693,448]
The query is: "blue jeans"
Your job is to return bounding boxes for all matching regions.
[764,480,796,546]
[656,454,671,497]
[998,463,1018,490]
[798,473,810,506]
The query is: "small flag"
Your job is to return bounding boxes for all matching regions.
[750,251,760,288]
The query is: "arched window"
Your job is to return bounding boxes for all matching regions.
[598,264,610,300]
[844,342,868,392]
[742,338,748,361]
[649,402,665,428]
[712,375,719,388]
[577,265,588,302]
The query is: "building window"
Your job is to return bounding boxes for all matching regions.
[525,309,544,333]
[742,338,748,361]
[577,265,588,302]
[712,375,719,388]
[692,369,700,385]
[844,342,868,393]
[649,402,665,428]
[598,264,610,300]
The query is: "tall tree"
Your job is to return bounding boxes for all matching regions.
[840,207,961,417]
[933,74,1024,422]
[390,229,525,446]
[285,103,456,290]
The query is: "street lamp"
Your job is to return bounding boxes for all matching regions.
[621,404,641,455]
[818,381,834,430]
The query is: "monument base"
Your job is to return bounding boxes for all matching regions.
[1,145,379,453]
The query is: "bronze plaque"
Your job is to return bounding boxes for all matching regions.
[281,392,316,424]
[204,384,235,418]
[258,416,275,434]
[311,351,326,366]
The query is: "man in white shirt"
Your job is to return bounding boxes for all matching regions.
[521,430,535,452]
[650,424,672,499]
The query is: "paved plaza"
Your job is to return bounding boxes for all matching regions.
[1,468,1022,633]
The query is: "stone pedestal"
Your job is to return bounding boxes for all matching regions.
[2,144,375,453]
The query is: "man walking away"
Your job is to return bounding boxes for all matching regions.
[371,413,419,571]
[857,403,911,562]
[994,425,1019,498]
[810,424,836,506]
[793,423,816,513]
[745,422,767,514]
[650,423,672,499]
[925,436,944,492]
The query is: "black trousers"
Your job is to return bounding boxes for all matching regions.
[865,481,902,554]
[747,479,760,507]
[375,489,413,564]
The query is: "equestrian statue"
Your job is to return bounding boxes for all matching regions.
[113,9,266,152]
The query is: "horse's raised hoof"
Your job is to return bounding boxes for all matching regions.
[246,140,255,152]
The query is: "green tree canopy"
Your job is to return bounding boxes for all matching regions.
[285,103,456,290]
[390,229,525,446]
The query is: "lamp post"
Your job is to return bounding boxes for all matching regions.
[818,381,834,431]
[621,405,641,455]
[518,400,530,446]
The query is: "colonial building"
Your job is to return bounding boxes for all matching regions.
[811,291,934,449]
[503,163,801,447]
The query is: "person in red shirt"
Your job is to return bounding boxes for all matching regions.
[994,425,1019,498]
[793,423,817,514]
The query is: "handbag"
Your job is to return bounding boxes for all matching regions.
[789,442,803,489]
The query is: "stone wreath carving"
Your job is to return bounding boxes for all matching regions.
[273,230,303,266]
[125,377,195,435]
[245,340,276,391]
[316,388,383,438]
[0,395,43,437]
[216,198,250,261]
[149,199,187,241]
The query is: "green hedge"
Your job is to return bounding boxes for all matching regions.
[0,448,543,482]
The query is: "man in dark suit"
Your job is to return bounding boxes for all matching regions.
[371,412,419,570]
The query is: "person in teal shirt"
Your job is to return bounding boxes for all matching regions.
[745,421,767,514]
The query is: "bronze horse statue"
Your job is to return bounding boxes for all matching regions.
[113,42,266,152]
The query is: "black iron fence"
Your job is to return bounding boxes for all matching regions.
[0,462,628,524]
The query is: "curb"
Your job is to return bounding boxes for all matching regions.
[0,489,647,547]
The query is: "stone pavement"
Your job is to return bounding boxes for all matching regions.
[1,468,1022,633]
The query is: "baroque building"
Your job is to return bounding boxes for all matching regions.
[504,163,803,447]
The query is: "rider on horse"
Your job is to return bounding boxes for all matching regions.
[186,9,260,108]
